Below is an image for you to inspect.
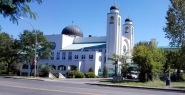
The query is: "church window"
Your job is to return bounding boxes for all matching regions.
[51,52,54,60]
[84,49,89,52]
[109,16,114,24]
[132,27,134,34]
[123,45,126,52]
[81,55,85,59]
[98,49,102,52]
[56,52,60,60]
[89,55,93,59]
[68,52,72,60]
[125,27,129,33]
[74,55,78,59]
[118,17,120,25]
[62,52,66,60]
[99,56,102,62]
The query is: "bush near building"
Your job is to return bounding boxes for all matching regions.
[87,72,96,78]
[75,71,85,78]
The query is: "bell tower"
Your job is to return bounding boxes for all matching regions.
[106,3,121,62]
[122,17,134,50]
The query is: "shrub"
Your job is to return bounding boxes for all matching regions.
[88,67,94,72]
[103,66,108,78]
[75,71,85,78]
[180,73,185,81]
[66,70,75,78]
[87,72,96,78]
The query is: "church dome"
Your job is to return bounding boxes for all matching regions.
[125,18,132,22]
[110,6,119,10]
[61,25,83,37]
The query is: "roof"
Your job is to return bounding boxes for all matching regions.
[110,6,119,10]
[61,42,106,51]
[61,25,83,37]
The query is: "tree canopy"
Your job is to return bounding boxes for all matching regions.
[0,32,23,75]
[0,0,43,24]
[163,0,185,47]
[19,30,53,74]
[132,42,165,81]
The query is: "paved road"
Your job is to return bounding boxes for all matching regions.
[0,77,184,95]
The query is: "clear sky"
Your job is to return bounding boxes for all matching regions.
[0,0,171,46]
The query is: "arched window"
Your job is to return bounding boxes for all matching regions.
[118,17,120,25]
[69,65,77,70]
[123,45,126,52]
[110,16,114,24]
[58,65,66,71]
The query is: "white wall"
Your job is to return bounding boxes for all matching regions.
[61,35,74,48]
[45,34,62,51]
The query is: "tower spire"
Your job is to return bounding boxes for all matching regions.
[114,0,116,6]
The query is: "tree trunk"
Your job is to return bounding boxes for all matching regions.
[6,64,10,75]
[177,68,181,81]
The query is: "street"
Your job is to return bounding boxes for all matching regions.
[0,77,184,95]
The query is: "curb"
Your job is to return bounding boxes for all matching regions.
[85,83,185,93]
[0,76,46,81]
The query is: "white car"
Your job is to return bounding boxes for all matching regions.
[127,72,138,79]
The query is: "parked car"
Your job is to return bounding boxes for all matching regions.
[127,72,138,79]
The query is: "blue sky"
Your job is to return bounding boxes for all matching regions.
[0,0,170,46]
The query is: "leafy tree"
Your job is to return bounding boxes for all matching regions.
[132,42,165,81]
[103,66,108,78]
[109,51,130,78]
[88,67,94,72]
[163,0,185,47]
[0,32,23,75]
[19,30,53,76]
[38,64,54,77]
[0,0,43,24]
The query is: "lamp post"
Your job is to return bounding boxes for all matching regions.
[20,17,37,78]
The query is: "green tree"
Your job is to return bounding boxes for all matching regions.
[38,64,54,77]
[109,51,130,78]
[103,66,108,78]
[132,42,165,81]
[19,30,53,76]
[163,0,185,47]
[0,0,43,24]
[0,32,23,75]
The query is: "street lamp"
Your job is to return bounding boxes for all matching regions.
[19,17,37,78]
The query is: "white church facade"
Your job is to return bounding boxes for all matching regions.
[20,4,134,76]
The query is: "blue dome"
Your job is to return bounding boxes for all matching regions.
[61,25,83,37]
[125,18,132,22]
[110,6,119,10]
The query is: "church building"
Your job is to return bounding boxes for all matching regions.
[20,4,134,76]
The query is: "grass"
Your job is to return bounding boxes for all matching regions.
[99,81,185,88]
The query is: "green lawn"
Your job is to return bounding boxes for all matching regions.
[99,81,185,88]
